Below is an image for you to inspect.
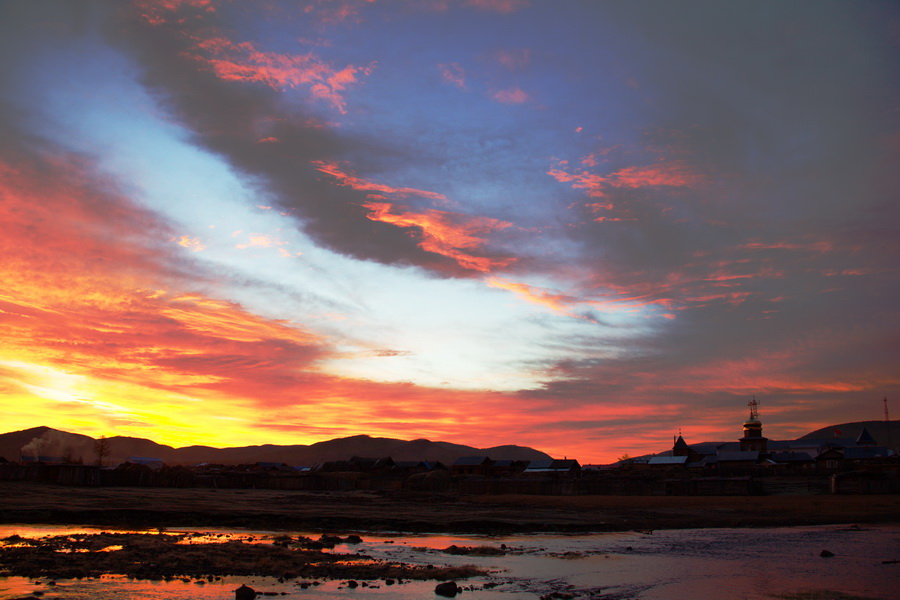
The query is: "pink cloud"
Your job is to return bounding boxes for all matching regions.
[492,87,529,104]
[738,240,834,253]
[466,0,529,13]
[137,0,215,26]
[438,62,466,88]
[494,48,531,70]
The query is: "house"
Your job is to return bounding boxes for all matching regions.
[647,455,689,467]
[491,459,527,477]
[523,459,581,477]
[316,456,395,473]
[715,450,760,474]
[392,460,431,475]
[766,451,815,472]
[815,446,844,471]
[122,457,165,470]
[255,462,292,472]
[451,456,494,477]
[843,446,891,461]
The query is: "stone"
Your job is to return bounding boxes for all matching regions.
[435,581,460,597]
[235,584,257,600]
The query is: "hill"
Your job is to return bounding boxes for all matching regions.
[799,420,899,446]
[0,427,550,466]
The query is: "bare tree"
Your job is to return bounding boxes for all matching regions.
[94,435,110,467]
[61,445,82,464]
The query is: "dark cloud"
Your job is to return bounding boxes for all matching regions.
[89,2,511,277]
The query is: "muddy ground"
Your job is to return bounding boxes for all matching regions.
[0,530,486,581]
[1,481,898,533]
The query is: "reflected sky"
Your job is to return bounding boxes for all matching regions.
[2,524,898,599]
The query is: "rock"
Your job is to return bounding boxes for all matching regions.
[318,534,342,546]
[435,581,460,597]
[345,534,363,544]
[346,580,359,588]
[235,584,257,599]
[820,550,835,558]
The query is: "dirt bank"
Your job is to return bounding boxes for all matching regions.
[1,482,898,533]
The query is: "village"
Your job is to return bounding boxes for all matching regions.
[2,402,897,496]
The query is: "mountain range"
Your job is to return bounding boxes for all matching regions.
[0,426,550,467]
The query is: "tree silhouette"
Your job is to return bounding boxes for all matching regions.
[94,435,110,467]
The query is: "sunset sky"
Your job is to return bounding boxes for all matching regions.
[1,1,898,464]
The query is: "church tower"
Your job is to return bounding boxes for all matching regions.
[740,396,768,453]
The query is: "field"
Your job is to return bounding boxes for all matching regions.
[2,481,898,533]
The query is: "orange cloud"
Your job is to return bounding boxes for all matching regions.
[547,162,608,198]
[487,277,578,315]
[549,158,703,201]
[313,161,448,202]
[363,201,515,273]
[235,233,288,250]
[184,36,373,113]
[610,162,705,189]
[173,235,206,252]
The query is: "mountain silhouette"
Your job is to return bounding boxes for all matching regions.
[799,420,898,446]
[0,427,551,466]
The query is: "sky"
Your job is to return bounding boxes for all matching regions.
[1,0,898,464]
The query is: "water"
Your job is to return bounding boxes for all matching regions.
[1,524,897,599]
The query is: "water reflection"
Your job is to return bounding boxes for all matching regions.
[1,524,898,599]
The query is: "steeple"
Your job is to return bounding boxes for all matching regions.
[740,396,768,453]
[856,427,876,447]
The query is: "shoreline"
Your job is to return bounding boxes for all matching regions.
[2,482,899,534]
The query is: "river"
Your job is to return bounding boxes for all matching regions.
[1,524,897,599]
